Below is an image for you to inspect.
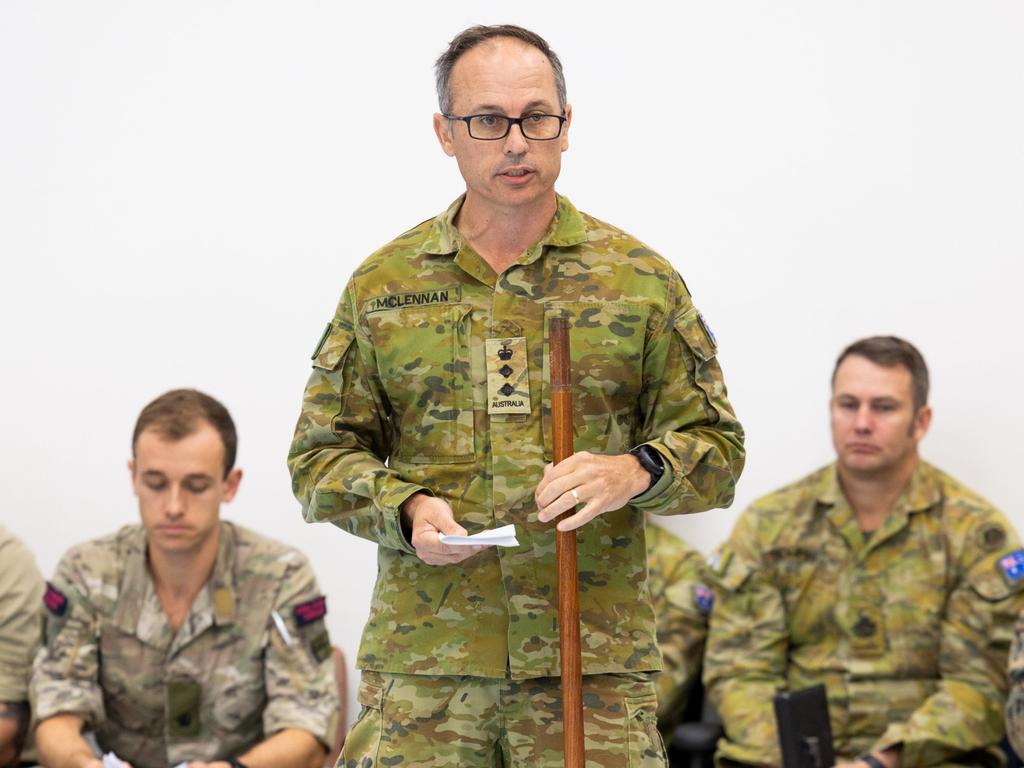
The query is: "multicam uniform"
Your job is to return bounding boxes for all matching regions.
[704,461,1024,768]
[645,520,712,739]
[30,522,339,768]
[289,193,745,767]
[0,526,44,763]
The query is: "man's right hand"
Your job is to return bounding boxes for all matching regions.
[401,493,488,565]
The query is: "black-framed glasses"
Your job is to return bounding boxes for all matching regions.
[443,113,566,141]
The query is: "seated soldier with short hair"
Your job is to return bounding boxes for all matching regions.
[0,526,44,767]
[31,389,338,768]
[645,517,712,741]
[704,336,1024,768]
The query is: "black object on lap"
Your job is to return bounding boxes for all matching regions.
[773,684,835,768]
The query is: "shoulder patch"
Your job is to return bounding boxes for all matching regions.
[44,582,69,616]
[293,595,327,627]
[694,584,714,614]
[999,550,1024,585]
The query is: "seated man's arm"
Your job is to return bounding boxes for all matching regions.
[34,713,106,768]
[873,514,1024,767]
[703,508,788,767]
[249,552,338,768]
[0,701,30,768]
[651,541,712,734]
[30,555,107,768]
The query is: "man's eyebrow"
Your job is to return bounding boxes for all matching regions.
[141,470,166,477]
[469,100,557,115]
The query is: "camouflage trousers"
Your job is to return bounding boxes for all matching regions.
[338,670,667,767]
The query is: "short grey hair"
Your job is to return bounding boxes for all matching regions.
[434,24,567,115]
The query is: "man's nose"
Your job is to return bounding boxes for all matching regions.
[503,122,529,154]
[853,406,873,433]
[166,485,185,517]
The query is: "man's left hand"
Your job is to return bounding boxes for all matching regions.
[535,451,651,531]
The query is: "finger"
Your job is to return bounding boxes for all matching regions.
[536,471,587,510]
[555,499,605,532]
[538,487,587,523]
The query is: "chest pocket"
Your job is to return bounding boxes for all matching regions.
[98,626,166,735]
[541,302,649,460]
[366,303,475,463]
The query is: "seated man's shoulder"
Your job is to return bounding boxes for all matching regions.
[228,522,316,587]
[741,466,832,539]
[54,524,142,596]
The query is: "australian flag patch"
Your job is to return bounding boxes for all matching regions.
[999,550,1024,584]
[695,584,714,614]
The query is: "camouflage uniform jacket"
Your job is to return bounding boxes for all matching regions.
[704,461,1024,767]
[0,525,44,703]
[289,193,745,679]
[30,522,339,768]
[646,519,712,737]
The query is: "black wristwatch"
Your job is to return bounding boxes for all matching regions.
[858,753,886,768]
[628,444,665,493]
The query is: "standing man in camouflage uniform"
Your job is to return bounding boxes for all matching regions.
[0,526,44,767]
[289,24,744,768]
[704,336,1024,768]
[645,518,712,740]
[32,390,338,768]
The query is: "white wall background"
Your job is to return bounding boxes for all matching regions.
[2,1,1022,731]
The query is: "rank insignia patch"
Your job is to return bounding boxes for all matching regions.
[486,336,530,415]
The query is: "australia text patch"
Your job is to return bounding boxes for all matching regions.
[44,582,68,616]
[365,287,460,314]
[293,595,328,626]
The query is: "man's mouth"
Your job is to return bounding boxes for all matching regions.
[498,166,534,180]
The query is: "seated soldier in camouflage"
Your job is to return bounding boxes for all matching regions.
[0,525,44,767]
[645,517,712,741]
[31,390,339,768]
[704,336,1024,768]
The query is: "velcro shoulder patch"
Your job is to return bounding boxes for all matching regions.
[293,595,327,627]
[999,550,1024,585]
[44,582,69,616]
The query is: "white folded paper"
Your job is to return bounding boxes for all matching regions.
[102,753,186,768]
[438,524,519,547]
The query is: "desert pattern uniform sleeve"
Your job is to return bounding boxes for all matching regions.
[703,505,788,766]
[288,280,421,554]
[1005,563,1024,758]
[630,272,745,516]
[0,529,44,701]
[875,510,1024,766]
[647,525,712,735]
[29,550,104,726]
[262,551,340,747]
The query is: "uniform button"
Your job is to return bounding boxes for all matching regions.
[177,712,192,727]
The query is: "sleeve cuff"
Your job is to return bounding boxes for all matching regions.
[379,483,431,554]
[628,444,677,508]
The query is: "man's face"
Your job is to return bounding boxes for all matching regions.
[830,355,931,477]
[433,37,571,212]
[130,423,241,557]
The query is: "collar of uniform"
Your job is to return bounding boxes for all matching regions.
[206,521,238,625]
[417,192,588,258]
[815,461,940,514]
[111,525,151,636]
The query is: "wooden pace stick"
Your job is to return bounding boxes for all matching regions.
[549,317,584,768]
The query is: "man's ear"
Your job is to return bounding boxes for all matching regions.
[222,468,243,503]
[434,113,456,157]
[128,459,139,497]
[560,103,572,152]
[912,404,933,442]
